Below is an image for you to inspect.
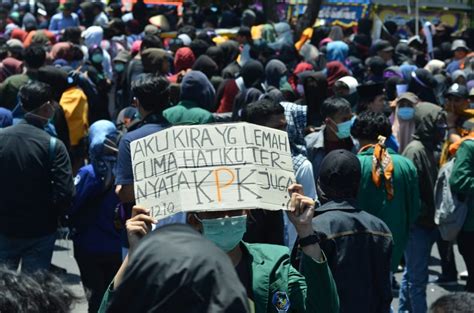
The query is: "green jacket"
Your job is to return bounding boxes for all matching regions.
[357,148,421,271]
[163,100,214,125]
[450,139,474,231]
[98,242,340,313]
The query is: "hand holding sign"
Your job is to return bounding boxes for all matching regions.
[131,123,296,219]
[287,184,315,239]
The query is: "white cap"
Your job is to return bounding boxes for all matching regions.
[337,76,359,94]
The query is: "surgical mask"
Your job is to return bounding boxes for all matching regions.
[198,215,247,252]
[92,53,103,64]
[114,63,125,73]
[279,76,289,89]
[397,107,415,121]
[336,119,353,139]
[296,84,305,96]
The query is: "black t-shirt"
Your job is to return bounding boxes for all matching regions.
[235,246,254,301]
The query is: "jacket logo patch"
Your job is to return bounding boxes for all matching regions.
[272,291,290,312]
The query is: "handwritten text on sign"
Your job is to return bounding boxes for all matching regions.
[131,123,296,219]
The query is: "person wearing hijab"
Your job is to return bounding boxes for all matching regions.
[297,71,328,128]
[352,111,420,288]
[268,22,293,51]
[289,62,314,96]
[163,71,215,125]
[0,57,23,83]
[69,120,121,313]
[220,40,241,79]
[365,56,387,83]
[168,47,195,83]
[400,64,418,82]
[424,59,446,74]
[216,60,264,113]
[231,87,263,120]
[400,102,447,313]
[299,43,319,66]
[192,55,221,92]
[140,48,170,76]
[328,26,344,41]
[0,108,13,128]
[101,224,251,313]
[326,41,349,64]
[392,92,419,153]
[334,76,359,109]
[82,26,113,80]
[326,61,349,95]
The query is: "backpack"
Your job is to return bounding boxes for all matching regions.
[434,157,469,241]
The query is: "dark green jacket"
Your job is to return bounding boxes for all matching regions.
[163,100,214,125]
[450,139,474,231]
[0,74,29,110]
[99,242,340,313]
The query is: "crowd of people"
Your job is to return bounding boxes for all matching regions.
[0,1,473,312]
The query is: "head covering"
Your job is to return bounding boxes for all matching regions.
[37,66,69,101]
[106,224,250,313]
[413,102,445,145]
[451,39,469,52]
[445,83,468,98]
[367,56,387,81]
[141,48,168,75]
[326,61,350,91]
[88,120,118,184]
[0,58,23,83]
[318,149,361,198]
[383,66,403,80]
[144,25,160,37]
[178,34,192,46]
[337,76,359,94]
[50,42,73,61]
[114,50,131,63]
[0,108,13,128]
[10,28,27,42]
[265,59,287,88]
[452,70,467,83]
[174,47,196,73]
[281,102,308,172]
[192,55,218,79]
[289,62,314,92]
[400,64,418,82]
[240,60,264,89]
[82,26,104,48]
[424,59,445,73]
[299,43,319,64]
[131,40,142,54]
[219,40,240,67]
[268,22,293,51]
[149,15,170,32]
[6,39,23,50]
[319,37,333,49]
[373,40,394,53]
[357,83,385,101]
[408,69,438,104]
[300,71,328,127]
[392,92,419,152]
[180,71,216,110]
[328,26,344,41]
[326,41,349,63]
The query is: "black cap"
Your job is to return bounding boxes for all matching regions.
[373,40,394,53]
[357,82,385,100]
[319,149,361,196]
[237,26,251,38]
[445,83,468,98]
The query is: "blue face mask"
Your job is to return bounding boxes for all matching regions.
[336,118,353,139]
[92,53,104,64]
[397,107,415,121]
[199,215,247,252]
[114,63,125,73]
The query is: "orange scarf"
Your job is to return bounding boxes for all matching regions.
[449,131,474,156]
[360,136,395,200]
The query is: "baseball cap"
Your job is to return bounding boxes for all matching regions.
[445,83,468,98]
[319,149,361,196]
[398,92,419,104]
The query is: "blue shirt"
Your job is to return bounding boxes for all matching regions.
[115,122,169,186]
[49,12,80,33]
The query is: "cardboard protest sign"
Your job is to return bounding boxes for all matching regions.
[131,122,296,219]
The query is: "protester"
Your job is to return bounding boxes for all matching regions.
[306,97,356,183]
[392,92,420,153]
[307,149,393,313]
[352,111,420,280]
[69,120,121,313]
[0,82,75,273]
[400,102,447,312]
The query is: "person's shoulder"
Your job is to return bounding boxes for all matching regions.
[459,138,474,149]
[305,129,324,149]
[3,73,27,84]
[122,123,167,142]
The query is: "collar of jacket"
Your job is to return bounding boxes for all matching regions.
[316,199,360,214]
[358,146,397,155]
[241,242,269,313]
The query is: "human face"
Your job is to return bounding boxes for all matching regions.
[435,115,447,143]
[334,84,350,97]
[368,95,385,113]
[454,49,467,60]
[378,50,393,63]
[446,95,469,114]
[264,113,288,131]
